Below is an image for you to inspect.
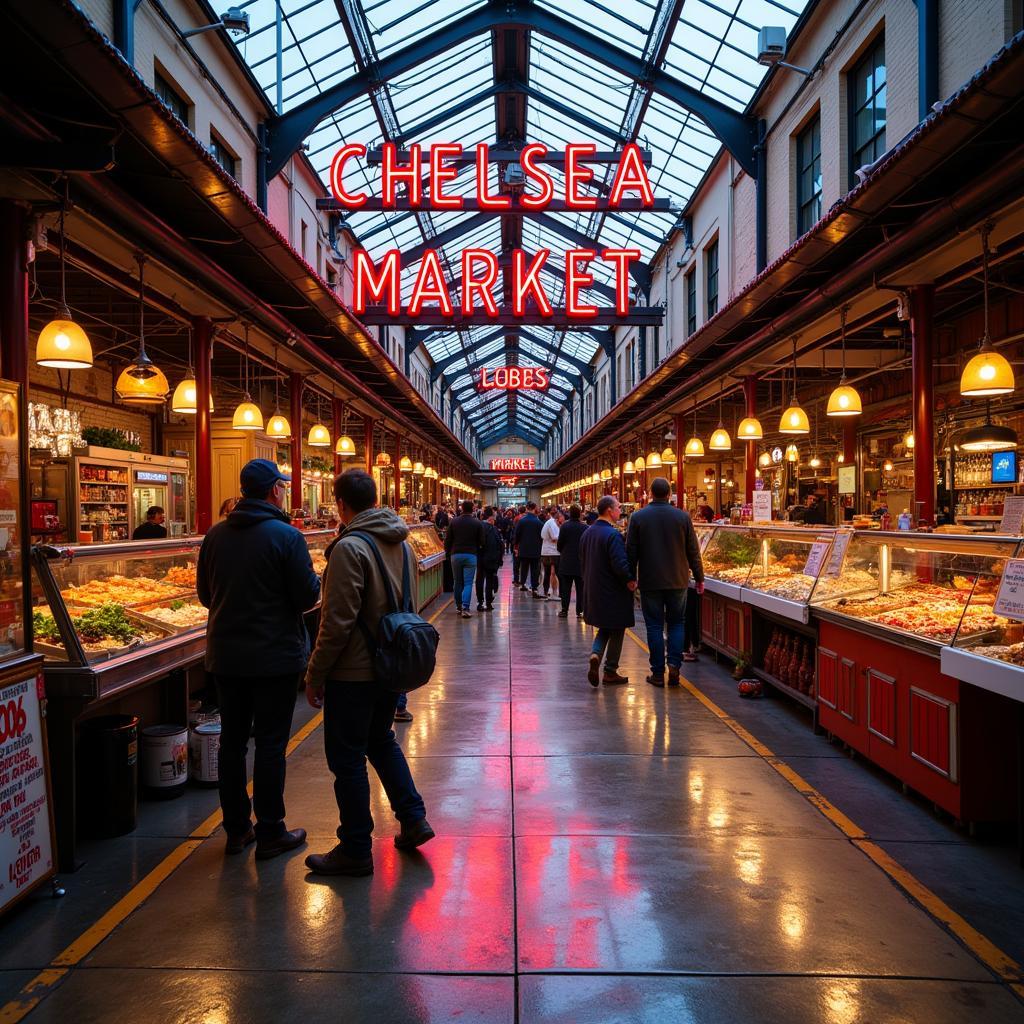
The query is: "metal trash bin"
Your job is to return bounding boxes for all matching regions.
[76,714,139,838]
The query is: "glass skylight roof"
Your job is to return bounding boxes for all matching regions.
[232,0,808,443]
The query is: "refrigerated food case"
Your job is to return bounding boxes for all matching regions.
[406,522,445,608]
[809,531,1020,823]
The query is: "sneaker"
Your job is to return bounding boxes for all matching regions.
[461,610,471,618]
[476,603,485,611]
[255,827,307,861]
[646,673,665,688]
[602,671,629,685]
[668,666,681,686]
[225,826,255,855]
[394,818,436,851]
[532,590,545,600]
[517,584,527,591]
[587,654,601,688]
[547,594,559,602]
[304,843,373,876]
[683,651,698,662]
[454,605,462,614]
[485,604,494,611]
[577,612,585,619]
[394,708,414,722]
[557,610,568,618]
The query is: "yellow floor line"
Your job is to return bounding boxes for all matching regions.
[624,627,1024,989]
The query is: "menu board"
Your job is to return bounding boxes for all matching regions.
[999,496,1024,536]
[994,558,1024,621]
[752,491,772,522]
[0,671,54,915]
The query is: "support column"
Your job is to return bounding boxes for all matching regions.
[289,372,303,514]
[673,414,685,502]
[0,200,30,396]
[843,418,858,516]
[911,284,936,526]
[332,397,342,477]
[744,376,757,503]
[363,415,374,476]
[193,317,214,534]
[395,433,405,511]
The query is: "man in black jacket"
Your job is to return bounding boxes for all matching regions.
[512,501,544,596]
[626,477,705,688]
[197,459,321,860]
[445,499,484,617]
[475,506,504,611]
[556,504,587,619]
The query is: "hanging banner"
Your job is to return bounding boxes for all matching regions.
[0,671,55,915]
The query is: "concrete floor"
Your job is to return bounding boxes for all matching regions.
[2,567,1024,1022]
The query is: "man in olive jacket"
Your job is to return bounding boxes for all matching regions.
[626,476,705,687]
[304,469,432,876]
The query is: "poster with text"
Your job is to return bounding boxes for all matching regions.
[0,672,54,915]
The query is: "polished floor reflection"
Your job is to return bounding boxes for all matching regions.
[5,567,1024,1022]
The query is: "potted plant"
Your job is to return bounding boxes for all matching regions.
[732,650,751,680]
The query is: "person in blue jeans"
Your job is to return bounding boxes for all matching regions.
[444,499,484,618]
[626,476,705,687]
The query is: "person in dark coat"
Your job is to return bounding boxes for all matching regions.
[512,501,544,596]
[627,476,705,687]
[475,506,504,611]
[556,504,587,619]
[197,459,321,860]
[445,499,485,617]
[579,495,635,687]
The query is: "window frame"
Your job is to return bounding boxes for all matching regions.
[154,70,191,127]
[705,239,719,320]
[685,267,697,337]
[848,35,887,186]
[208,130,237,178]
[796,113,822,236]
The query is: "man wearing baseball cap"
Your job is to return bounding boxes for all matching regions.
[198,459,321,861]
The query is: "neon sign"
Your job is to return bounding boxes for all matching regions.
[490,458,535,472]
[479,367,550,391]
[331,143,654,320]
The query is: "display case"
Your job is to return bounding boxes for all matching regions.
[31,538,206,699]
[743,527,835,624]
[810,531,1013,654]
[700,525,759,600]
[302,528,334,578]
[406,522,445,608]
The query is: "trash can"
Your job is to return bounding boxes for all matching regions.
[140,724,189,800]
[77,714,139,838]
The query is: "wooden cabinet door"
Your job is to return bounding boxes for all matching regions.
[910,687,958,782]
[817,647,838,709]
[867,668,897,745]
[724,604,741,653]
[838,658,857,722]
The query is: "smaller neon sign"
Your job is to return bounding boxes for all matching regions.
[479,367,550,391]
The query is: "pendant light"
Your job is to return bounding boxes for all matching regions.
[265,342,291,439]
[758,451,771,467]
[646,447,662,469]
[737,415,763,440]
[116,254,169,406]
[306,390,331,446]
[785,443,799,463]
[413,460,425,476]
[808,402,821,468]
[36,182,94,370]
[904,431,915,450]
[660,434,677,465]
[959,400,1019,452]
[335,400,355,457]
[231,324,264,431]
[685,402,705,457]
[399,455,413,473]
[709,382,731,451]
[827,307,863,416]
[961,225,1014,396]
[623,459,635,474]
[635,454,646,472]
[171,321,211,414]
[779,337,810,434]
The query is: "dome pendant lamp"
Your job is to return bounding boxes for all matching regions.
[335,399,355,457]
[265,343,291,439]
[231,324,264,431]
[37,187,93,369]
[685,402,705,457]
[116,254,169,406]
[959,400,1019,452]
[779,337,810,434]
[827,306,863,417]
[961,225,1014,397]
[306,390,330,447]
[709,382,731,451]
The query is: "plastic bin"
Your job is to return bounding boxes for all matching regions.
[77,714,139,838]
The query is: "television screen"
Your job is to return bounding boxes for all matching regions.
[992,450,1016,484]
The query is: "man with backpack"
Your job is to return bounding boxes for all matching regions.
[304,469,434,877]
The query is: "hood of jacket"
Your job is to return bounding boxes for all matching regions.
[225,498,291,529]
[341,506,410,544]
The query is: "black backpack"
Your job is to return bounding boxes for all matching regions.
[350,532,440,693]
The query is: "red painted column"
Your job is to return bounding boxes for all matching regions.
[673,415,684,501]
[744,376,757,503]
[394,434,404,511]
[910,284,936,526]
[363,415,374,476]
[332,397,342,477]
[0,201,29,391]
[289,372,303,514]
[193,317,214,533]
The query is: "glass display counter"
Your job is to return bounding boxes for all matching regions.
[302,529,334,579]
[700,526,759,600]
[407,522,445,608]
[743,527,835,624]
[32,539,206,699]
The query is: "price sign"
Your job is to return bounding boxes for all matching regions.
[697,528,713,553]
[802,535,833,578]
[752,491,772,522]
[0,672,54,916]
[825,530,853,576]
[994,558,1024,621]
[1000,495,1024,536]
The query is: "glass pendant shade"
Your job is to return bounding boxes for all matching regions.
[685,436,704,457]
[307,422,331,447]
[634,456,646,472]
[232,397,263,431]
[827,382,862,416]
[399,455,413,472]
[36,316,93,369]
[709,427,731,451]
[647,450,662,469]
[623,460,635,474]
[737,416,764,440]
[779,402,810,434]
[809,454,822,468]
[883,459,894,472]
[171,374,214,414]
[335,434,356,456]
[959,422,1019,452]
[412,461,425,475]
[785,443,799,462]
[759,451,771,467]
[904,432,915,450]
[266,412,291,439]
[837,452,846,464]
[600,468,611,480]
[116,360,169,406]
[660,446,677,465]
[960,348,1014,397]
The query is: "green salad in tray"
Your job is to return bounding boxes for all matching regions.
[34,603,144,650]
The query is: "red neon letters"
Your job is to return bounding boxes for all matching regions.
[490,458,536,471]
[479,368,550,392]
